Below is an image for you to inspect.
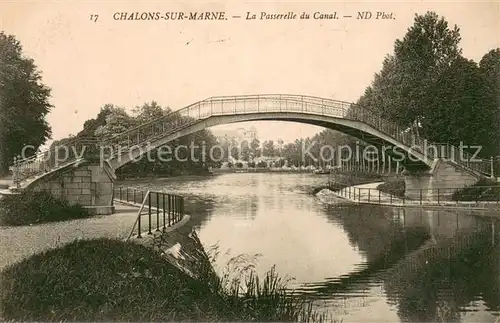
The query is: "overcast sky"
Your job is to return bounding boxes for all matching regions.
[2,1,499,146]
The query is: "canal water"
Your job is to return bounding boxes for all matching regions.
[123,173,500,322]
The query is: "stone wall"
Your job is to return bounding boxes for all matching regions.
[404,159,479,201]
[429,160,478,199]
[130,219,217,282]
[31,163,115,215]
[404,173,432,200]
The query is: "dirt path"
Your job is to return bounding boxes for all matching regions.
[0,203,139,270]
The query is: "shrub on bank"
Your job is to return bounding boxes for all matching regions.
[0,238,334,322]
[0,190,91,226]
[377,177,406,198]
[452,178,500,201]
[257,161,268,168]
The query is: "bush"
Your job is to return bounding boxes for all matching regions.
[0,238,334,322]
[235,162,243,168]
[257,161,268,168]
[452,178,500,201]
[0,190,91,226]
[377,177,406,198]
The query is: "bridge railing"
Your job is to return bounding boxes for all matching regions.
[100,94,492,176]
[100,94,416,156]
[114,186,185,239]
[12,95,494,184]
[12,137,100,185]
[329,181,500,208]
[432,143,493,176]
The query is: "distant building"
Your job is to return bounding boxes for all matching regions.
[213,126,258,143]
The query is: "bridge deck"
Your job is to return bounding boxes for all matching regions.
[10,94,494,187]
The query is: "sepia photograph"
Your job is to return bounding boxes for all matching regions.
[0,1,499,322]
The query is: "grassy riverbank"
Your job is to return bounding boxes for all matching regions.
[331,171,386,187]
[377,177,500,202]
[0,191,91,226]
[0,238,332,322]
[452,178,500,201]
[312,171,389,194]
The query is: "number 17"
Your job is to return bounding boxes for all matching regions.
[90,14,99,22]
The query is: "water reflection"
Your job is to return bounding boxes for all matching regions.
[384,230,499,322]
[124,173,500,322]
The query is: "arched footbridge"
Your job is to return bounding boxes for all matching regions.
[11,94,494,189]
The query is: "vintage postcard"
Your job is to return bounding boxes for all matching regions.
[1,1,499,322]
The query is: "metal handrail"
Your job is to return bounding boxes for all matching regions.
[330,182,500,206]
[11,137,100,186]
[115,186,185,239]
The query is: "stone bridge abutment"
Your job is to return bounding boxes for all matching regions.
[403,159,481,201]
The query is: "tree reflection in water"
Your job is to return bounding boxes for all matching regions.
[307,205,500,322]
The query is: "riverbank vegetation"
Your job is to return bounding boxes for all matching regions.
[0,238,333,322]
[288,12,500,168]
[329,171,386,190]
[332,171,386,186]
[0,33,53,177]
[0,190,90,226]
[377,177,406,198]
[354,12,500,159]
[312,171,389,195]
[376,177,500,202]
[452,179,500,202]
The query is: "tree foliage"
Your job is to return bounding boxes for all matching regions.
[0,32,52,175]
[352,11,499,159]
[104,102,218,178]
[391,11,462,129]
[77,104,116,138]
[132,101,170,123]
[479,48,500,156]
[262,140,275,157]
[425,57,498,156]
[94,106,136,142]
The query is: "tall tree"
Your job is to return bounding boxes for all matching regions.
[262,140,275,157]
[77,104,115,138]
[94,106,136,142]
[0,32,52,175]
[479,48,500,89]
[250,138,261,159]
[392,11,462,132]
[358,55,402,120]
[132,101,170,122]
[240,140,251,161]
[479,48,500,156]
[282,142,301,166]
[425,56,498,157]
